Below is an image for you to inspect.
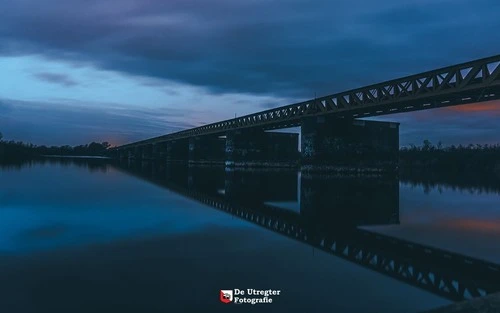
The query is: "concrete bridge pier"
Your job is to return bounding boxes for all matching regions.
[300,116,399,173]
[140,159,150,171]
[141,144,154,160]
[166,139,189,163]
[127,149,134,160]
[152,142,168,160]
[225,129,299,168]
[188,135,226,165]
[118,150,127,160]
[132,146,143,160]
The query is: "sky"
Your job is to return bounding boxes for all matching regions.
[0,0,499,147]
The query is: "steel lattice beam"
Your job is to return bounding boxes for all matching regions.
[115,54,500,150]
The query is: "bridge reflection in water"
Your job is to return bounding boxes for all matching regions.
[114,160,500,303]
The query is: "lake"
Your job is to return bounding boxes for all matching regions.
[0,158,499,313]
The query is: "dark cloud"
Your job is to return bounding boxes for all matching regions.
[1,0,499,98]
[33,72,78,87]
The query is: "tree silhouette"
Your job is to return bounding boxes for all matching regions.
[0,134,112,159]
[399,140,500,177]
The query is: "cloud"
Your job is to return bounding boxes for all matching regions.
[32,72,78,87]
[1,0,499,98]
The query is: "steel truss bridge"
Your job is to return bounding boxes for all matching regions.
[115,162,500,302]
[116,54,500,149]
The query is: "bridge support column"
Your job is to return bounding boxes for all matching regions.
[166,139,189,163]
[225,129,299,167]
[301,116,399,173]
[133,146,143,160]
[152,142,168,160]
[141,144,153,160]
[188,135,226,165]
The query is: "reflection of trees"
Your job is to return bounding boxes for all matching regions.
[0,158,109,173]
[399,140,500,194]
[400,172,500,195]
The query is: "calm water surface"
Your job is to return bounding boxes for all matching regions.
[0,159,499,313]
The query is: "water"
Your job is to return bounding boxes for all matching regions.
[0,158,499,313]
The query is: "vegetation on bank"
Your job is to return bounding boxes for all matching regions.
[399,140,500,175]
[0,132,111,160]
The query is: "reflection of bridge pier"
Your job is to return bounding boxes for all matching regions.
[187,166,225,194]
[299,173,400,229]
[224,169,298,204]
[113,159,500,302]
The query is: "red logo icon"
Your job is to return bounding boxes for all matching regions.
[220,290,233,304]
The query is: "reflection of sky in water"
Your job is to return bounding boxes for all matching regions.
[365,183,500,263]
[5,162,499,311]
[0,164,256,254]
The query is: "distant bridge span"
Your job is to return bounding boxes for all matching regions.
[115,54,500,149]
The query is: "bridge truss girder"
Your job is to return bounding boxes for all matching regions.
[116,55,500,150]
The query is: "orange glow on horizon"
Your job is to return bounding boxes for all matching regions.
[444,100,500,113]
[442,218,500,234]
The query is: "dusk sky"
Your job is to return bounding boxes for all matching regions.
[1,0,500,147]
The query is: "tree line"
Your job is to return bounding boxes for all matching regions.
[0,132,111,160]
[399,139,500,176]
